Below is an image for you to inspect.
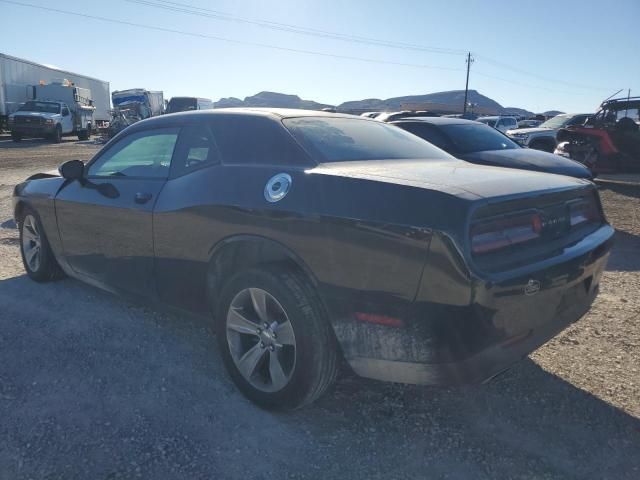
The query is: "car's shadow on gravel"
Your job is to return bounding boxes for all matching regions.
[607,229,640,272]
[0,138,78,149]
[0,274,638,479]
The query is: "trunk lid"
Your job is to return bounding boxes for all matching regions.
[311,159,590,200]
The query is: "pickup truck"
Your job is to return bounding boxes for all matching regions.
[506,113,592,152]
[8,83,96,143]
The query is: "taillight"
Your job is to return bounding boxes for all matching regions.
[569,198,599,227]
[471,211,542,255]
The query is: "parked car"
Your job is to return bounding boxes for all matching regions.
[166,97,214,113]
[375,110,439,122]
[360,111,381,118]
[391,117,592,178]
[517,119,542,129]
[476,115,518,133]
[13,109,613,410]
[507,113,592,152]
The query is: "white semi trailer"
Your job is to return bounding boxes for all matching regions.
[0,52,110,131]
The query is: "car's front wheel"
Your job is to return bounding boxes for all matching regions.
[19,209,64,282]
[51,125,62,143]
[216,267,338,410]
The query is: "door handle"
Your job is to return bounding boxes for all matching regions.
[134,192,153,204]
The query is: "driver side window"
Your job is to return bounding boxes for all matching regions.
[88,128,179,178]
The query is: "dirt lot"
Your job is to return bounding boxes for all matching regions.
[0,135,638,479]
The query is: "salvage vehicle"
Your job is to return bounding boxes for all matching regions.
[507,113,592,152]
[166,96,214,113]
[476,115,518,133]
[108,88,164,137]
[8,81,95,142]
[13,109,613,410]
[391,117,592,178]
[554,97,640,173]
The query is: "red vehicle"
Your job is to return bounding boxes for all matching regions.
[555,97,640,173]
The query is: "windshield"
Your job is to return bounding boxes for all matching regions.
[17,101,60,114]
[540,114,574,129]
[441,124,520,153]
[283,117,452,162]
[167,97,197,113]
[478,118,497,127]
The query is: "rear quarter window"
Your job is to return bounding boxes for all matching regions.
[209,116,311,166]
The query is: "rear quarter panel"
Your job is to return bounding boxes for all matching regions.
[152,164,471,324]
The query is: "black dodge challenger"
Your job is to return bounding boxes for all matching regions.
[13,109,614,409]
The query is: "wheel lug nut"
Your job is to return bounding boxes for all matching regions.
[263,323,269,329]
[269,345,274,351]
[256,328,261,334]
[260,342,265,348]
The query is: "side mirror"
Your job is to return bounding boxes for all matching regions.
[59,159,85,181]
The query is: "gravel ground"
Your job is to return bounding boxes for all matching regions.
[0,136,638,479]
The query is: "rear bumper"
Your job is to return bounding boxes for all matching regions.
[348,290,594,385]
[341,224,614,385]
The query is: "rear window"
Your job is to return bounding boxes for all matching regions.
[440,124,520,153]
[283,117,451,162]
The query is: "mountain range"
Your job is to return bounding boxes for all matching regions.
[213,90,553,116]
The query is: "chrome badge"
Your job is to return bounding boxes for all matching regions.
[524,279,541,296]
[264,173,292,203]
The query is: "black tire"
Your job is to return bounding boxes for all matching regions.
[215,266,338,410]
[78,129,89,141]
[529,139,555,153]
[52,125,62,143]
[18,208,65,282]
[11,132,22,142]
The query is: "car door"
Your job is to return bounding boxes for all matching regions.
[61,105,73,133]
[55,126,180,297]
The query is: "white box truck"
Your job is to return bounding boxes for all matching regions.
[0,52,110,131]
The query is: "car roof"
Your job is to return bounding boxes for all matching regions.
[390,117,481,126]
[131,107,366,129]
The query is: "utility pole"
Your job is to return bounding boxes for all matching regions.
[463,52,474,115]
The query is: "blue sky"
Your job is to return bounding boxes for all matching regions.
[2,0,639,113]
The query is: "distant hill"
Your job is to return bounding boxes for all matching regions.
[212,89,554,117]
[338,90,504,113]
[214,91,331,110]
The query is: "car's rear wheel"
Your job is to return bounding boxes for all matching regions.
[19,209,65,282]
[215,267,338,410]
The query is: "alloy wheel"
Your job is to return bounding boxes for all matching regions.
[21,215,41,272]
[226,288,297,392]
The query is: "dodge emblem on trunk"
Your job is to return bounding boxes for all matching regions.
[524,279,541,296]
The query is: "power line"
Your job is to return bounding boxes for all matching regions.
[473,70,597,96]
[474,54,610,91]
[0,0,614,97]
[0,0,464,72]
[125,0,468,56]
[129,0,614,92]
